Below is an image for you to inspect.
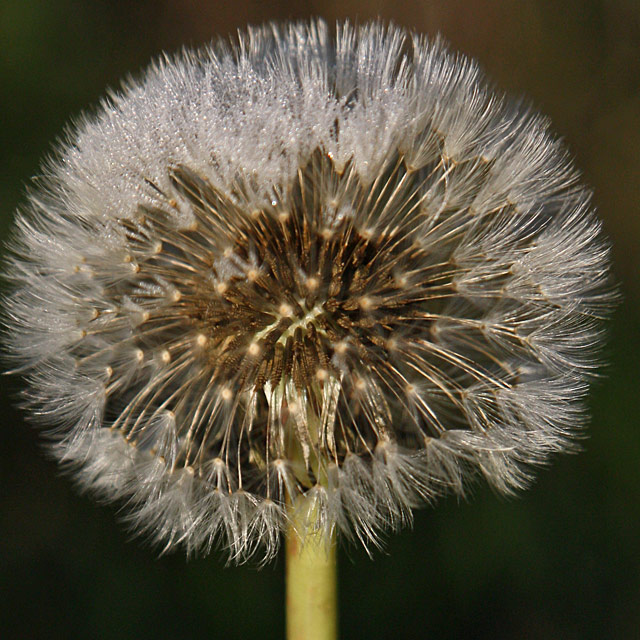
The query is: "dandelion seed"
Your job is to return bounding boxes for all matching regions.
[3,20,615,566]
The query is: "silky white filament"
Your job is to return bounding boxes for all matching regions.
[3,19,614,563]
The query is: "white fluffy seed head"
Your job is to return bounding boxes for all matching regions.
[2,19,616,564]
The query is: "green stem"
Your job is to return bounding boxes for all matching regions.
[285,499,337,640]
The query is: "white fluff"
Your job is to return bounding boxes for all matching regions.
[3,19,615,563]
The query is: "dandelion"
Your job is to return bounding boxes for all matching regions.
[4,18,614,639]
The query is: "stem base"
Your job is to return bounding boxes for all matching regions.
[285,505,337,640]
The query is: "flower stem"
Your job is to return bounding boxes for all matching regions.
[285,500,337,640]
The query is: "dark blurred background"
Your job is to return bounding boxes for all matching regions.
[1,2,638,639]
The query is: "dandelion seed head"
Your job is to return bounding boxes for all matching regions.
[3,19,615,563]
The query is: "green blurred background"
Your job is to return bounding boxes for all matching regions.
[1,2,638,638]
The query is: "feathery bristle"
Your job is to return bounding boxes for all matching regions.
[2,19,615,563]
